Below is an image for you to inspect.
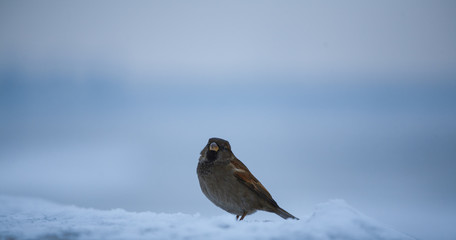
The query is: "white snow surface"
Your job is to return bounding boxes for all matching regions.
[0,195,414,240]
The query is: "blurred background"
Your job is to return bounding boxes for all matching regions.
[1,1,455,239]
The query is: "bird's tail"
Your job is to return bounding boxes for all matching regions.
[275,206,299,220]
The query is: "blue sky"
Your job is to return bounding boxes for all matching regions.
[1,1,456,240]
[1,1,455,81]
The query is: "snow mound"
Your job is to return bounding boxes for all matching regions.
[0,196,413,240]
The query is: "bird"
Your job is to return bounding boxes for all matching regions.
[197,137,298,221]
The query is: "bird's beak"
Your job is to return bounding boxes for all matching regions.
[209,142,219,152]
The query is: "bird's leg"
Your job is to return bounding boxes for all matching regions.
[239,211,247,221]
[236,215,240,221]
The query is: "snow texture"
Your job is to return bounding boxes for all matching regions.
[0,195,414,240]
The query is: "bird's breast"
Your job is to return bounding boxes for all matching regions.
[197,163,260,215]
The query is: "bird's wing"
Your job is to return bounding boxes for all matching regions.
[230,158,279,208]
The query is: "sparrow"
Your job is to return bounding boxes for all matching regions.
[197,137,298,220]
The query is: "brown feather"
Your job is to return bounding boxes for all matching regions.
[230,159,279,208]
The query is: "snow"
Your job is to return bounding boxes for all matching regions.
[0,195,414,240]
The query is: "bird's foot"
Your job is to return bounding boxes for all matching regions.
[239,211,247,221]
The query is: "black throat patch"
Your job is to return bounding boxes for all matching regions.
[206,150,218,162]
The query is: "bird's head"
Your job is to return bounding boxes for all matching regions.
[200,137,234,163]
